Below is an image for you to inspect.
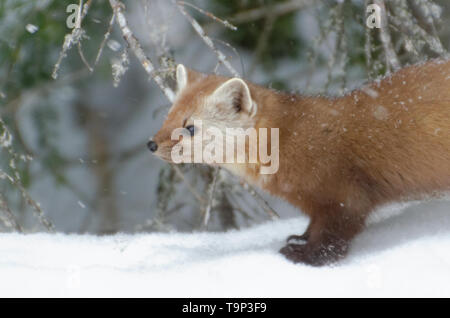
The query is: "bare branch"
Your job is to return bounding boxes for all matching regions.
[78,42,93,72]
[212,39,245,77]
[373,0,401,72]
[0,193,23,232]
[325,1,347,94]
[52,28,88,79]
[174,0,240,77]
[248,9,275,76]
[109,0,176,101]
[172,164,206,204]
[228,0,314,24]
[177,1,237,31]
[202,167,219,229]
[389,0,449,59]
[76,0,84,29]
[365,0,374,79]
[94,12,117,66]
[52,0,93,79]
[240,181,280,220]
[0,117,54,232]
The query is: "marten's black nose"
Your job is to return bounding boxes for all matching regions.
[147,140,158,152]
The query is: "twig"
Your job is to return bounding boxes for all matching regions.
[248,8,276,77]
[153,165,176,231]
[374,0,400,72]
[76,0,84,29]
[81,0,92,20]
[389,0,449,59]
[325,0,347,94]
[94,11,117,66]
[177,1,237,31]
[0,118,54,232]
[365,0,374,79]
[409,0,439,37]
[109,0,176,101]
[222,169,280,220]
[324,2,342,92]
[0,169,54,232]
[171,164,207,204]
[174,0,240,77]
[303,5,331,92]
[202,167,219,229]
[0,193,23,232]
[52,0,93,79]
[18,181,55,232]
[228,0,314,24]
[240,181,279,220]
[78,42,93,72]
[212,38,245,77]
[52,28,87,79]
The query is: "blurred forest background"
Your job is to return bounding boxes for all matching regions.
[0,0,449,234]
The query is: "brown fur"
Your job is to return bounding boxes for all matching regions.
[151,60,450,266]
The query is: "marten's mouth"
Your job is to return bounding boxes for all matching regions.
[153,146,182,163]
[151,151,174,163]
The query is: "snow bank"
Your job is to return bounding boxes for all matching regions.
[1,199,450,297]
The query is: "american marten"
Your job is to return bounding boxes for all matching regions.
[148,61,450,266]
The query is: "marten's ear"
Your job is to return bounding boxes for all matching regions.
[211,78,256,116]
[176,64,188,94]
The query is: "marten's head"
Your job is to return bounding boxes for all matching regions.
[148,65,258,164]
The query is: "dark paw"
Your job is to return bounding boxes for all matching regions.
[279,243,344,266]
[279,243,308,264]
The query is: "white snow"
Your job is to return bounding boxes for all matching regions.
[1,199,450,297]
[25,24,38,34]
[107,39,121,52]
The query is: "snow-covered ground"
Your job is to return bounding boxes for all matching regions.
[1,198,450,297]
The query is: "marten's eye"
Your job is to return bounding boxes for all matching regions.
[186,125,196,136]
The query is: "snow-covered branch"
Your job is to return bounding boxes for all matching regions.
[374,0,401,73]
[174,0,240,77]
[109,0,176,101]
[52,0,93,79]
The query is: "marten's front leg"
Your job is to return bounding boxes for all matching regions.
[280,205,367,266]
